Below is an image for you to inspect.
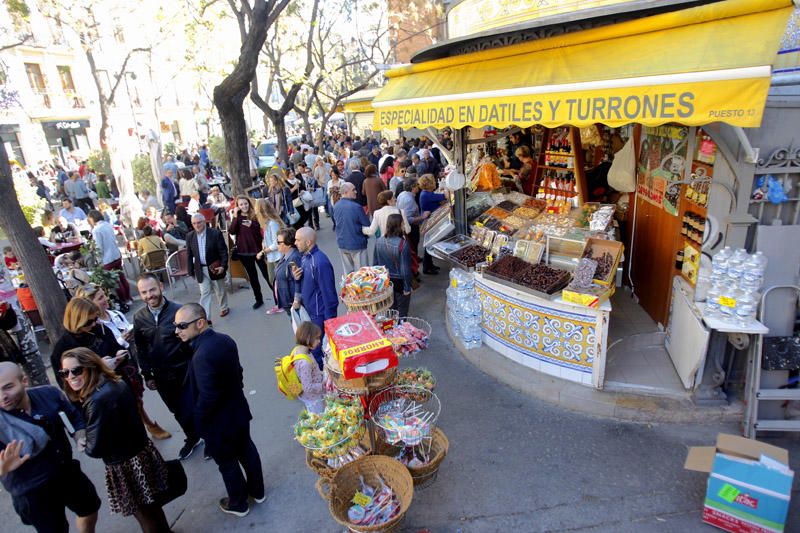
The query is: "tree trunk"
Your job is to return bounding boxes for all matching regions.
[0,142,66,361]
[274,116,289,167]
[214,90,253,195]
[301,115,313,148]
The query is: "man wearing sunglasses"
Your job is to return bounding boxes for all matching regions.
[133,273,202,461]
[175,303,263,517]
[0,362,101,532]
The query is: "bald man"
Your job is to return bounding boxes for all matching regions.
[0,362,100,532]
[175,304,263,517]
[291,227,338,368]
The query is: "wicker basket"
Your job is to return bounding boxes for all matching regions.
[306,432,373,480]
[316,455,414,533]
[342,284,394,314]
[407,427,449,487]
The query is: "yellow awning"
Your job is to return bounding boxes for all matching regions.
[343,100,374,114]
[373,0,793,130]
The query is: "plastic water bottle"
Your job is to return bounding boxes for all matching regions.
[462,297,483,349]
[726,248,749,283]
[718,288,738,321]
[735,289,759,327]
[741,251,768,291]
[705,283,722,318]
[711,247,732,282]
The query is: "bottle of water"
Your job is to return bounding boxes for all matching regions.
[718,288,738,321]
[711,247,732,283]
[726,248,749,284]
[461,296,483,349]
[735,289,759,327]
[741,251,768,291]
[705,283,722,318]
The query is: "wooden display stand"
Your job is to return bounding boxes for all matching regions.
[531,126,589,207]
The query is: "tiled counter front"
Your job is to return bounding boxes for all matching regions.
[475,274,610,388]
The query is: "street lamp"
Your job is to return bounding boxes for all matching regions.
[123,72,143,152]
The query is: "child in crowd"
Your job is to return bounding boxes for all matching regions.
[293,321,325,414]
[3,247,18,270]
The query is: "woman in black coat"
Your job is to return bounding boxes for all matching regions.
[60,347,172,532]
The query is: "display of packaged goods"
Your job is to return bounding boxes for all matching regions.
[495,200,519,211]
[534,211,577,228]
[325,312,397,379]
[340,266,390,299]
[347,476,402,527]
[449,244,490,268]
[465,193,494,222]
[294,397,364,458]
[430,234,474,256]
[524,197,547,209]
[484,207,511,219]
[582,238,624,286]
[385,320,431,356]
[396,367,436,392]
[490,234,509,257]
[502,215,527,229]
[562,284,615,308]
[484,255,571,296]
[513,239,545,264]
[470,225,486,243]
[505,191,533,205]
[512,206,544,219]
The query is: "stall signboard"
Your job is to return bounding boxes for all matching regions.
[41,119,90,130]
[636,125,688,216]
[448,0,639,39]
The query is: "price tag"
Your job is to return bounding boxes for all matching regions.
[719,296,737,308]
[352,491,372,506]
[718,483,740,503]
[451,278,457,288]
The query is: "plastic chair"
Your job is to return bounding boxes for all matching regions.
[166,249,190,294]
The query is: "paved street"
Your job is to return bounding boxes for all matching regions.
[2,216,799,532]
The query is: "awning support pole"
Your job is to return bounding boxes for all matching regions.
[453,128,467,235]
[732,126,759,164]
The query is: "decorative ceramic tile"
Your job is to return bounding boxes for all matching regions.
[476,279,600,373]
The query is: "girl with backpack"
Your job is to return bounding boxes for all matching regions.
[290,321,324,413]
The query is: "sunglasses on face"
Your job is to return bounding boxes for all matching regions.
[82,317,97,328]
[277,240,285,245]
[58,366,85,378]
[174,318,201,330]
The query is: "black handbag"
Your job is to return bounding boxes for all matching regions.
[156,459,187,506]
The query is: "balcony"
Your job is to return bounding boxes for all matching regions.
[23,90,86,116]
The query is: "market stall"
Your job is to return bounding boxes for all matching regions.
[370,0,793,395]
[289,266,446,531]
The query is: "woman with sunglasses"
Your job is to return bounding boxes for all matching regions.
[50,297,170,440]
[272,227,302,316]
[59,347,173,532]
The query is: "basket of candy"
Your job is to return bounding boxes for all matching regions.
[385,317,431,357]
[325,354,398,396]
[390,426,449,488]
[306,430,372,480]
[295,398,366,459]
[341,266,394,314]
[317,455,413,532]
[369,386,441,447]
[395,368,436,399]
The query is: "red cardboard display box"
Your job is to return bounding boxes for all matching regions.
[325,311,397,379]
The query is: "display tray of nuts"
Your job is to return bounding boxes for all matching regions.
[482,255,572,299]
[448,244,490,269]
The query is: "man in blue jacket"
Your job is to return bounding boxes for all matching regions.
[176,303,264,517]
[161,169,178,214]
[332,182,370,274]
[0,362,101,532]
[291,227,339,368]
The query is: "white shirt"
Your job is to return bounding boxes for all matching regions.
[91,220,121,265]
[196,229,207,265]
[363,205,411,237]
[187,198,200,215]
[100,309,131,348]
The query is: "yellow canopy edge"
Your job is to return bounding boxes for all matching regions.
[372,0,793,130]
[343,100,374,114]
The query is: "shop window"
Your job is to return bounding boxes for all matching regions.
[171,121,182,144]
[24,63,50,108]
[57,65,83,108]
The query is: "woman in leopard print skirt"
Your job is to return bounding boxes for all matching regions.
[60,347,172,532]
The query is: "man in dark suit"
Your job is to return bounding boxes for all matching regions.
[185,213,229,318]
[175,303,264,517]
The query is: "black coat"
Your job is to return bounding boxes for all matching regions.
[184,329,251,458]
[185,227,228,283]
[133,298,193,381]
[83,379,147,465]
[345,170,367,206]
[51,326,129,389]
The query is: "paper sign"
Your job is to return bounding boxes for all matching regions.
[352,491,372,506]
[718,483,740,503]
[719,296,737,308]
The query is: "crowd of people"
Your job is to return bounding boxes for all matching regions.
[0,129,457,532]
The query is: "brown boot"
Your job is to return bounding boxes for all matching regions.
[146,421,172,440]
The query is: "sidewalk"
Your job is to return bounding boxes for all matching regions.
[1,217,798,531]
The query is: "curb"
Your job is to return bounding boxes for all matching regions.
[445,315,744,424]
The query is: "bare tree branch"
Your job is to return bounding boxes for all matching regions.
[107,47,150,105]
